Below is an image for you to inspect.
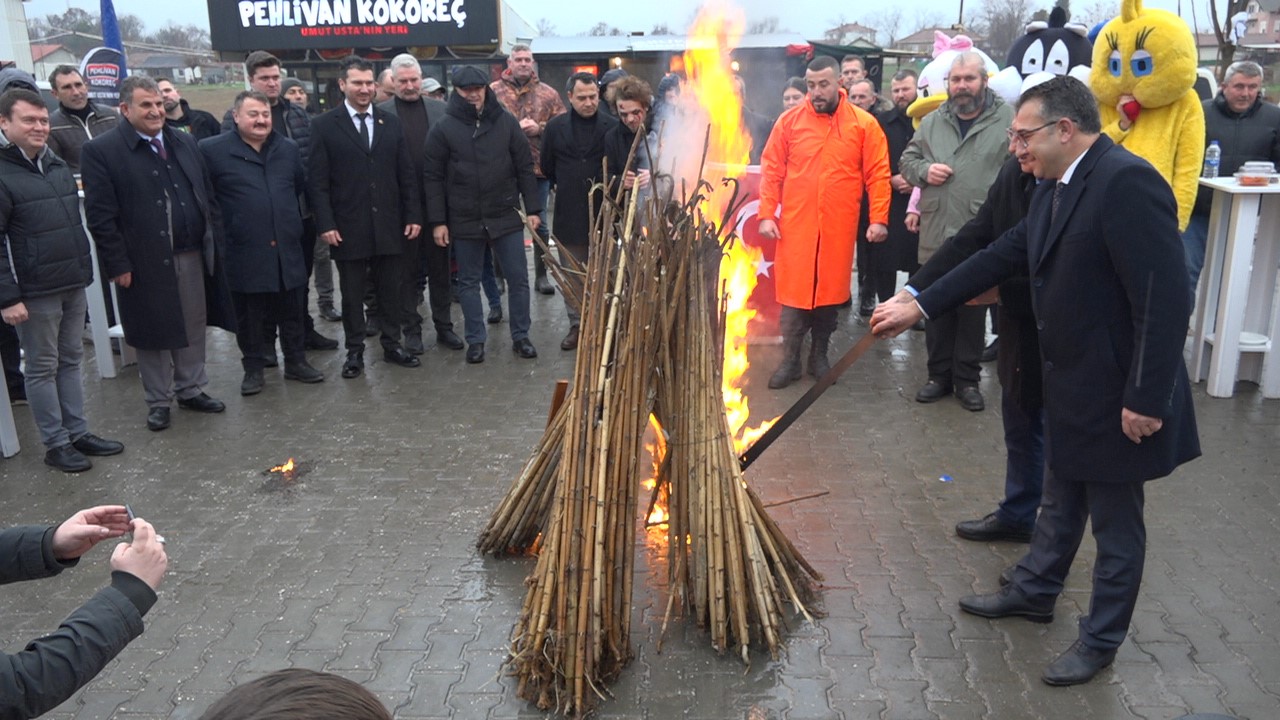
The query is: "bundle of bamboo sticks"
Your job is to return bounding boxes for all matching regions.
[478,137,821,717]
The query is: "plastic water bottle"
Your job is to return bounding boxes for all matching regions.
[1203,140,1221,178]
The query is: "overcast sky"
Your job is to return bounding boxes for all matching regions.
[23,0,1209,45]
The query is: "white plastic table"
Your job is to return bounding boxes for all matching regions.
[1189,177,1280,398]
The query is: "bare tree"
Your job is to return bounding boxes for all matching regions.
[748,16,787,33]
[867,8,905,46]
[585,21,623,36]
[535,17,556,36]
[148,23,211,50]
[1209,0,1250,76]
[651,23,674,35]
[1074,0,1115,28]
[824,13,849,43]
[911,8,947,35]
[972,0,1033,59]
[117,13,147,43]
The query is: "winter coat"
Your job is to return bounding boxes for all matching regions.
[489,70,566,177]
[47,103,119,173]
[1,524,156,720]
[878,105,919,271]
[424,90,541,241]
[308,103,421,261]
[221,100,312,168]
[199,132,308,294]
[377,95,448,210]
[0,139,93,309]
[540,109,617,247]
[1193,93,1280,216]
[899,89,1014,262]
[81,123,236,350]
[166,99,221,141]
[758,90,892,310]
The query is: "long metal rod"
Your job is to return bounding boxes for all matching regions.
[738,332,878,471]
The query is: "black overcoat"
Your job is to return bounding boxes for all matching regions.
[540,109,616,247]
[308,104,421,261]
[81,124,235,350]
[199,132,308,294]
[918,136,1200,484]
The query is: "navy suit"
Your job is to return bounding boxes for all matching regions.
[918,135,1200,650]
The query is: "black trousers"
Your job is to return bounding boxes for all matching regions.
[234,287,305,370]
[857,235,900,303]
[337,256,404,353]
[423,240,454,334]
[924,303,986,387]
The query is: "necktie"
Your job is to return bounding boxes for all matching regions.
[356,112,370,150]
[150,138,167,161]
[1051,181,1064,223]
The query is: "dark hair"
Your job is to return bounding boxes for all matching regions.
[808,55,839,74]
[841,54,865,70]
[0,88,46,118]
[611,76,652,108]
[892,68,918,83]
[233,89,271,111]
[565,71,597,93]
[48,65,81,88]
[197,669,392,720]
[155,77,175,89]
[119,75,160,105]
[1017,75,1101,134]
[244,51,281,79]
[340,56,373,79]
[784,77,806,95]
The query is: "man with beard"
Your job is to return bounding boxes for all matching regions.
[157,79,219,140]
[540,72,617,351]
[200,91,325,395]
[489,44,566,296]
[376,53,463,355]
[309,56,422,379]
[46,66,118,172]
[900,51,1014,412]
[221,51,339,356]
[758,55,891,388]
[425,65,541,364]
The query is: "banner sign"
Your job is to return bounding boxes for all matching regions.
[79,47,127,105]
[209,0,500,51]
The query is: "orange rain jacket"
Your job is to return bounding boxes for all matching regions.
[758,90,892,310]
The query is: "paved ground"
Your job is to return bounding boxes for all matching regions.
[1,264,1277,719]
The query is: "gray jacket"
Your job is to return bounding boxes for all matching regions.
[47,103,120,173]
[900,89,1014,261]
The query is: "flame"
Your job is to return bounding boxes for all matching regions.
[644,414,669,527]
[269,458,296,473]
[681,5,778,453]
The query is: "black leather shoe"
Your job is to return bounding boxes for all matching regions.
[147,407,171,432]
[981,338,999,363]
[915,380,952,403]
[72,433,124,457]
[858,296,876,318]
[560,326,579,351]
[342,352,364,379]
[999,564,1016,587]
[957,385,985,412]
[45,444,92,472]
[513,338,538,359]
[319,305,342,322]
[284,361,324,383]
[241,368,265,396]
[404,333,426,355]
[263,354,279,368]
[955,512,1033,543]
[958,585,1054,623]
[535,275,555,295]
[384,347,421,367]
[487,306,503,324]
[1042,641,1116,686]
[437,329,464,350]
[305,328,339,350]
[466,343,485,364]
[177,392,225,413]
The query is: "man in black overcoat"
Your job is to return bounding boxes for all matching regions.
[539,71,617,351]
[82,76,234,433]
[309,56,422,379]
[872,77,1200,686]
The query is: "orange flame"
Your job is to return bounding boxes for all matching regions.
[682,5,778,453]
[269,458,296,474]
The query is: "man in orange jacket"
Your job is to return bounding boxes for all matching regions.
[759,55,892,388]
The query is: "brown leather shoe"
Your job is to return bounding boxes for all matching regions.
[560,326,579,351]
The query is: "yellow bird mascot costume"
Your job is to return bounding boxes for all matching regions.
[1090,0,1204,230]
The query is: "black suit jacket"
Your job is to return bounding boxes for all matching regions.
[918,135,1200,484]
[308,104,421,261]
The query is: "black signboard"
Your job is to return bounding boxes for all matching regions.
[208,0,500,51]
[79,47,126,105]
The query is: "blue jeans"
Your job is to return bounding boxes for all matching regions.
[481,245,502,308]
[456,230,530,345]
[995,387,1045,530]
[534,178,550,243]
[1182,212,1209,296]
[15,289,89,449]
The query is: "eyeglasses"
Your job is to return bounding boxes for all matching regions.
[1006,120,1059,149]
